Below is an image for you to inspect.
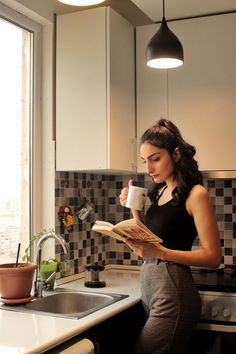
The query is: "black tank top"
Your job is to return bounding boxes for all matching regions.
[144,188,197,251]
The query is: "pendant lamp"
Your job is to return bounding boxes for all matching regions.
[146,0,184,69]
[58,0,105,6]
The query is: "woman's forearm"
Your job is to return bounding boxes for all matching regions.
[161,246,222,269]
[131,209,144,222]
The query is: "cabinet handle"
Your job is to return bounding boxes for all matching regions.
[131,138,137,171]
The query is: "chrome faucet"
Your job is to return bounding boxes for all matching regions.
[34,231,69,297]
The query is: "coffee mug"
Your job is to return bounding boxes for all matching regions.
[125,186,148,211]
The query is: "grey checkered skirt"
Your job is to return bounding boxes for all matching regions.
[133,261,201,354]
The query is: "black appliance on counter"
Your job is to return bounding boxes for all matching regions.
[190,266,236,354]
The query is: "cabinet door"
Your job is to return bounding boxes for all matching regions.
[81,302,145,354]
[136,13,236,172]
[56,7,135,172]
[56,8,107,171]
[108,8,136,172]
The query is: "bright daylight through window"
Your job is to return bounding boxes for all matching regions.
[0,18,31,263]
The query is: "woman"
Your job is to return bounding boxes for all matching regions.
[119,119,221,354]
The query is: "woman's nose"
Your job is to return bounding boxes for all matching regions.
[146,161,153,174]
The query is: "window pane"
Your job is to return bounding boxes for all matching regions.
[0,18,31,263]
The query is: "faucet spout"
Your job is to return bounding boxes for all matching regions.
[34,231,69,297]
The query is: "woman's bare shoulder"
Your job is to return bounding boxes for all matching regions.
[186,184,209,213]
[190,184,208,197]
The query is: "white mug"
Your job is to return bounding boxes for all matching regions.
[125,186,148,211]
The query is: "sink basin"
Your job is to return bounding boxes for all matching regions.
[0,289,128,319]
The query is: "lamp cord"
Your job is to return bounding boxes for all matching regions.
[163,0,165,18]
[166,70,169,119]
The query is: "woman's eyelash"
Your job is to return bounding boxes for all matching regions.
[142,157,159,164]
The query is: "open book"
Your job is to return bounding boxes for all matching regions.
[92,218,162,243]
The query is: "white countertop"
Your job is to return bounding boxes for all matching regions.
[0,268,141,354]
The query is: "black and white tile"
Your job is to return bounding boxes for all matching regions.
[55,172,236,276]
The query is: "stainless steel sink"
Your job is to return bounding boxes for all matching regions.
[0,289,128,319]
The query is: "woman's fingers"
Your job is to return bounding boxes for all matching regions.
[119,188,128,206]
[119,180,134,206]
[122,238,162,258]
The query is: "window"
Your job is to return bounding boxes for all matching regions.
[0,4,42,263]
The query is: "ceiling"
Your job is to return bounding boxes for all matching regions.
[50,0,236,26]
[130,0,236,23]
[51,0,152,26]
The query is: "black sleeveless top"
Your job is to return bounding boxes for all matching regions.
[144,188,197,251]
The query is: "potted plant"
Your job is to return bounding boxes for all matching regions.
[0,262,37,303]
[0,229,52,303]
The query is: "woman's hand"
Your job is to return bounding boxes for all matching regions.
[119,179,144,222]
[122,238,165,259]
[119,179,132,207]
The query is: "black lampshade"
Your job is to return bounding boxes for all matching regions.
[146,16,184,69]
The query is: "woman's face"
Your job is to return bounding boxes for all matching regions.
[140,142,176,183]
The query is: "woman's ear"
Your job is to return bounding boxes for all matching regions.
[173,147,180,162]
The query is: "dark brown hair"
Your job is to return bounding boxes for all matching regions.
[140,118,203,204]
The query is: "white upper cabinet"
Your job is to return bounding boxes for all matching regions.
[136,13,236,172]
[56,7,136,172]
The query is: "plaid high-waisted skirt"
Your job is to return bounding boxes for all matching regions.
[133,260,201,354]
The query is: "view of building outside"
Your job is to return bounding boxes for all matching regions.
[0,18,30,263]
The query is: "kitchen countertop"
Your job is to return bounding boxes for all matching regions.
[0,268,141,354]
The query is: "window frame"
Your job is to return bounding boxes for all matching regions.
[0,2,42,240]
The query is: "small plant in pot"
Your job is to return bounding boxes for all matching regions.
[0,229,55,304]
[0,262,37,304]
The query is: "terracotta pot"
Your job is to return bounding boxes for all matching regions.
[0,263,37,299]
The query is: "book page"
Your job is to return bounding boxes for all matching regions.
[114,218,162,243]
[94,220,115,229]
[91,222,122,241]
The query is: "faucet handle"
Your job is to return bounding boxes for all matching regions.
[45,270,56,283]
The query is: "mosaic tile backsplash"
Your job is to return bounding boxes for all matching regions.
[55,172,236,276]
